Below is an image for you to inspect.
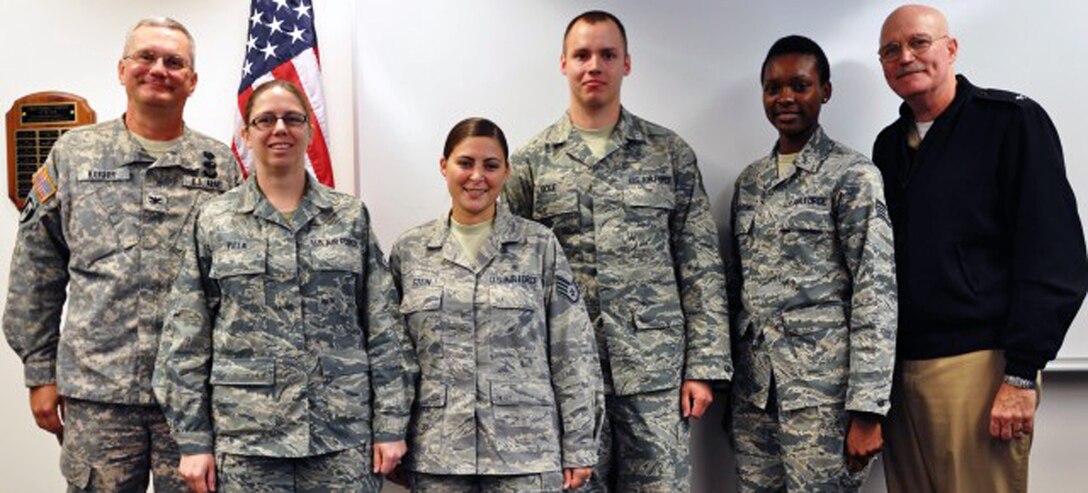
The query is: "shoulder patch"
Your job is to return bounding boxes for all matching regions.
[32,167,57,203]
[556,276,580,303]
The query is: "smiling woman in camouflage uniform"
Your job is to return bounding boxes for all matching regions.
[728,36,898,492]
[390,118,603,492]
[152,80,412,493]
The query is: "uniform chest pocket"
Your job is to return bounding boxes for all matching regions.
[311,244,363,273]
[68,185,132,268]
[489,285,544,365]
[533,188,578,220]
[624,181,676,211]
[778,208,836,264]
[400,286,444,367]
[209,246,266,300]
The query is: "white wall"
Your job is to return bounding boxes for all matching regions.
[0,1,1085,492]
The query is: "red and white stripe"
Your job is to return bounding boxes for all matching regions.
[231,47,335,187]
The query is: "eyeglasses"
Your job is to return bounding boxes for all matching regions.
[877,35,949,62]
[248,112,309,131]
[124,50,191,71]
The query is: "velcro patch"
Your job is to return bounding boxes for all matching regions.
[556,276,580,303]
[182,176,225,191]
[78,169,131,182]
[32,167,57,203]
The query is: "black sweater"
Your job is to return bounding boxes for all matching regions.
[872,75,1088,379]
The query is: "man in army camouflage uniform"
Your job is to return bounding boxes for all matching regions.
[728,35,896,491]
[2,18,240,492]
[504,11,732,492]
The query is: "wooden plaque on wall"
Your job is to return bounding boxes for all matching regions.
[6,92,96,210]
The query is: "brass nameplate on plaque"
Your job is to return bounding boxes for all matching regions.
[21,103,78,125]
[6,92,96,210]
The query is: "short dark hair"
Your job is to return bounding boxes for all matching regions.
[244,80,312,124]
[443,117,509,162]
[563,10,628,53]
[761,35,830,85]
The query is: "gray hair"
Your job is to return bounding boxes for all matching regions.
[122,17,196,69]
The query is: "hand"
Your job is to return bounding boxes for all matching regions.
[373,440,407,475]
[179,453,217,493]
[680,380,714,419]
[844,414,882,473]
[563,467,592,490]
[386,464,410,487]
[29,384,65,438]
[990,382,1037,441]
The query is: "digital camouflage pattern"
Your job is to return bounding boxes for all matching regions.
[587,388,691,493]
[153,176,411,459]
[61,398,187,493]
[409,470,564,493]
[390,205,602,475]
[732,399,868,492]
[3,118,240,404]
[729,126,896,415]
[216,444,381,493]
[505,109,732,397]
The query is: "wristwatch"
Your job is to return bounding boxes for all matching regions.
[1003,374,1037,390]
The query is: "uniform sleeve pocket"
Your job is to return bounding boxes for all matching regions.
[210,358,275,386]
[209,249,266,279]
[418,380,447,408]
[399,287,442,314]
[491,380,553,406]
[319,348,369,377]
[60,449,92,489]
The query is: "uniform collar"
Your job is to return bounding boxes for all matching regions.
[111,115,205,171]
[426,204,522,271]
[544,107,646,165]
[758,125,834,190]
[237,172,334,230]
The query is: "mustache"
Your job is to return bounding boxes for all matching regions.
[895,64,926,78]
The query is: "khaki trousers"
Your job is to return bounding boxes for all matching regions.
[883,350,1035,493]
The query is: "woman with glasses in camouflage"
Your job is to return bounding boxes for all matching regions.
[153,80,411,493]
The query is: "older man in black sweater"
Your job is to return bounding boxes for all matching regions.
[873,5,1088,493]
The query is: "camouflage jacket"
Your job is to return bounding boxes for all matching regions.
[506,109,731,396]
[729,127,896,415]
[152,176,411,458]
[2,117,239,404]
[390,206,602,475]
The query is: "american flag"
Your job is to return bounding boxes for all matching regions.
[233,0,335,187]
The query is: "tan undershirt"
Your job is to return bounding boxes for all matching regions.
[575,124,616,159]
[130,131,179,161]
[450,216,493,264]
[777,152,799,180]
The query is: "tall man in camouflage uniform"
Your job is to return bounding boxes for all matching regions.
[729,35,896,492]
[504,10,732,492]
[2,18,240,492]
